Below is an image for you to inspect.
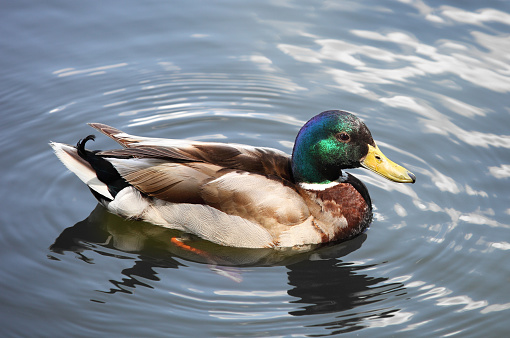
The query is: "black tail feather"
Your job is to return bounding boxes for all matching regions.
[77,135,96,158]
[76,135,129,199]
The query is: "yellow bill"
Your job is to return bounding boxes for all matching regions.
[361,143,416,183]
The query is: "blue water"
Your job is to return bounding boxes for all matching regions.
[1,0,510,336]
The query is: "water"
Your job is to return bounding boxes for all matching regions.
[1,0,510,336]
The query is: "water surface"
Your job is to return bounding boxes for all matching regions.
[1,0,510,336]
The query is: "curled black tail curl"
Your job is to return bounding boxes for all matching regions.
[74,134,129,199]
[76,135,96,159]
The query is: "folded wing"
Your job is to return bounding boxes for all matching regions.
[90,124,310,233]
[90,123,293,180]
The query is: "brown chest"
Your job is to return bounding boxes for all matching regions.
[308,183,372,240]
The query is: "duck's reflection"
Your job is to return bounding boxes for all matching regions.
[50,204,405,326]
[286,258,407,333]
[50,204,369,267]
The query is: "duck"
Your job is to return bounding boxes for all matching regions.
[50,110,415,249]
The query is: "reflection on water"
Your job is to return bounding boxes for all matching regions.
[50,204,370,269]
[288,258,407,334]
[279,5,510,95]
[49,204,411,331]
[41,58,509,333]
[107,72,307,131]
[3,0,510,335]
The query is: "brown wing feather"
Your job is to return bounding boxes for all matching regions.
[189,144,293,180]
[88,123,134,147]
[99,144,293,180]
[89,123,293,179]
[107,158,223,203]
[98,146,203,162]
[91,124,298,219]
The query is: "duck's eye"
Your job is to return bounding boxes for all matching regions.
[336,132,350,142]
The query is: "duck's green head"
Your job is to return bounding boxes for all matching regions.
[291,110,416,184]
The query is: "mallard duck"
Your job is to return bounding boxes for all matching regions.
[51,110,415,248]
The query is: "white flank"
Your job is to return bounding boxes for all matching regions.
[148,202,276,248]
[107,187,149,218]
[278,220,323,247]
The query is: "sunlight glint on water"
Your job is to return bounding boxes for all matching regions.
[1,0,510,336]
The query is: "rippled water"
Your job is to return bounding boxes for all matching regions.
[2,0,510,336]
